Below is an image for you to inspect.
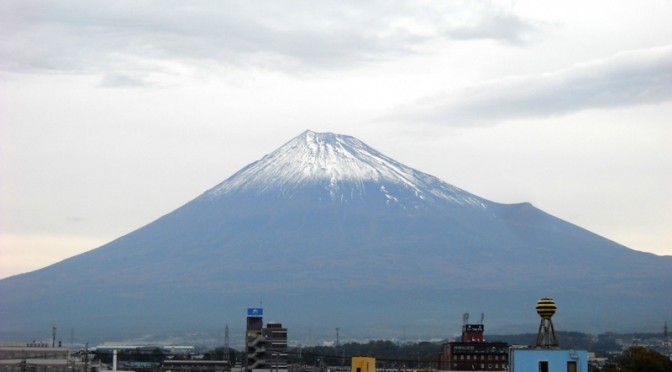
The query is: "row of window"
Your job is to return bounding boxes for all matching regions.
[457,354,505,361]
[453,347,508,353]
[453,362,503,369]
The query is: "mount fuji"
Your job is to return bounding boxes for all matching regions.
[1,130,670,343]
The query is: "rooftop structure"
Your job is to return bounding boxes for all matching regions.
[509,298,588,372]
[535,298,559,348]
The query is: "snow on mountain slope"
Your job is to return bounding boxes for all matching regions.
[206,130,487,208]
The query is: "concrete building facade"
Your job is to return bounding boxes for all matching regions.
[245,308,288,372]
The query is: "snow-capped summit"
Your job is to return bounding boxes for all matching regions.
[206,130,486,208]
[3,129,670,342]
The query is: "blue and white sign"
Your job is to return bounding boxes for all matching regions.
[247,308,263,317]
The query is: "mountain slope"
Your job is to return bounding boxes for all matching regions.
[1,130,670,342]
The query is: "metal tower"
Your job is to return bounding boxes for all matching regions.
[535,298,559,348]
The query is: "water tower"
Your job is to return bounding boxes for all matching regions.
[535,298,559,348]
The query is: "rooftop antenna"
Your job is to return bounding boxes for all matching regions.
[462,313,469,325]
[52,326,56,348]
[480,313,485,325]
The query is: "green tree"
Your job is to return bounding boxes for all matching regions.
[289,340,442,368]
[616,346,672,372]
[150,347,165,363]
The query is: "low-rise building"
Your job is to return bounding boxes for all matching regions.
[0,344,99,372]
[508,348,588,372]
[351,357,375,372]
[437,320,509,371]
[162,359,230,372]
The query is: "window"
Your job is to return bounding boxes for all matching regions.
[539,361,549,372]
[567,361,577,372]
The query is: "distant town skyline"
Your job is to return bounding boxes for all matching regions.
[1,0,671,279]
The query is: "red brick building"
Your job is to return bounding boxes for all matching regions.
[438,322,509,371]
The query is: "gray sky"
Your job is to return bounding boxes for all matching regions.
[1,0,671,279]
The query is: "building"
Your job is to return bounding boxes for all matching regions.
[245,308,288,372]
[162,360,230,372]
[0,344,99,372]
[261,322,288,371]
[351,357,375,372]
[508,348,588,372]
[437,317,509,371]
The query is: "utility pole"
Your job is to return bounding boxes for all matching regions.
[224,324,230,363]
[243,319,248,372]
[84,343,89,372]
[335,328,340,366]
[664,321,670,359]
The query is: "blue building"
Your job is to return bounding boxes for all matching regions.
[509,348,588,372]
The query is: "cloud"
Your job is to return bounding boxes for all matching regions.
[393,45,672,126]
[442,6,540,45]
[99,72,154,88]
[0,0,540,77]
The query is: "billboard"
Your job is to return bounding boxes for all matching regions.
[247,308,263,317]
[464,324,484,332]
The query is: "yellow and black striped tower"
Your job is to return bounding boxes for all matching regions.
[535,298,559,348]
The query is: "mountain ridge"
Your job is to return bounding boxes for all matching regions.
[1,130,670,342]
